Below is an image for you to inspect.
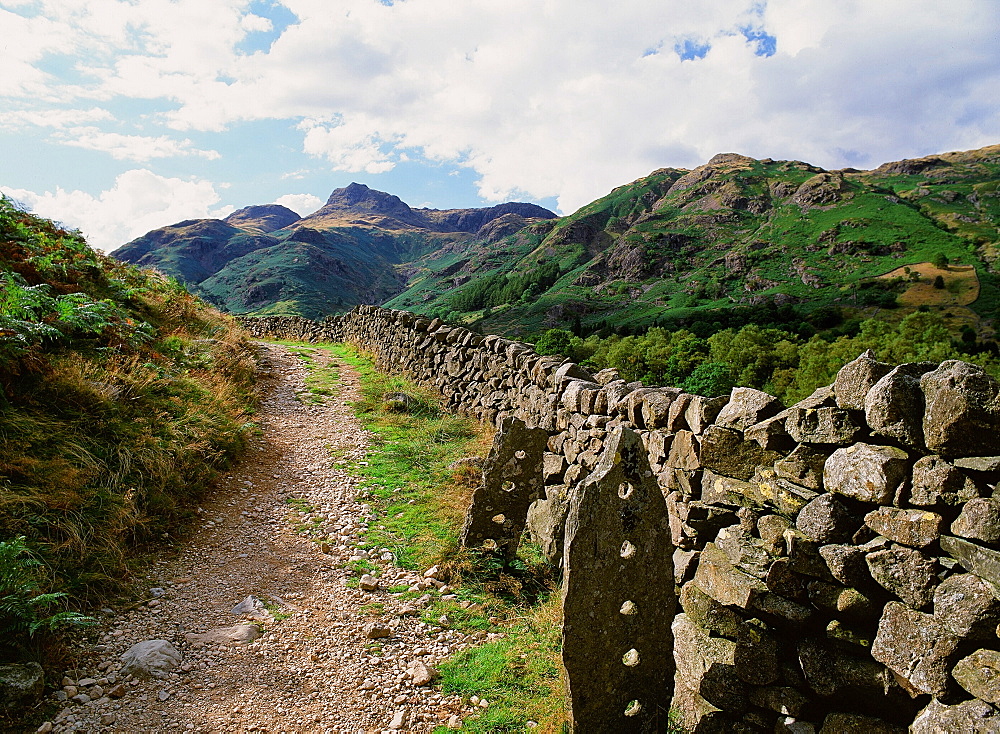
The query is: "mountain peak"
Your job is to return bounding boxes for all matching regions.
[224,204,301,233]
[323,183,415,219]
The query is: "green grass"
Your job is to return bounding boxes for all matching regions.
[435,595,566,733]
[272,340,568,731]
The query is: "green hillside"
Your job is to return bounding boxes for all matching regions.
[0,197,259,655]
[389,146,1000,341]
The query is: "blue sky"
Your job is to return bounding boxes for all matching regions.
[1,0,998,251]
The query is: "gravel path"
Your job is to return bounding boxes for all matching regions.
[41,344,488,733]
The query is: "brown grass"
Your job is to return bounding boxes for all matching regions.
[878,262,980,307]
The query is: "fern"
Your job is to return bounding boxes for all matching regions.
[0,537,93,644]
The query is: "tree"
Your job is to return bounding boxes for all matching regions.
[682,362,736,397]
[933,275,945,289]
[535,328,575,357]
[933,252,949,269]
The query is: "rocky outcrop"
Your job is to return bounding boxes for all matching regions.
[242,308,1000,731]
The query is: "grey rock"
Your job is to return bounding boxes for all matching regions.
[834,350,893,410]
[383,391,421,412]
[953,648,1000,703]
[819,544,869,586]
[863,507,943,548]
[359,574,379,591]
[693,543,767,608]
[715,387,784,431]
[940,535,1000,592]
[797,637,893,697]
[0,662,43,715]
[459,416,549,560]
[184,624,260,645]
[934,573,1000,639]
[119,640,182,680]
[774,444,831,491]
[952,498,1000,544]
[407,660,439,686]
[866,545,937,608]
[671,614,749,712]
[824,442,910,505]
[787,406,861,446]
[910,455,979,507]
[955,455,1000,472]
[640,387,683,429]
[562,427,675,734]
[685,395,728,434]
[526,495,568,565]
[700,426,783,482]
[911,697,1000,734]
[865,363,935,448]
[796,494,857,544]
[921,360,1000,457]
[871,601,960,696]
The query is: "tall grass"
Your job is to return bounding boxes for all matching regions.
[0,197,261,654]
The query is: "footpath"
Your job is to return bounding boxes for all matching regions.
[37,344,489,733]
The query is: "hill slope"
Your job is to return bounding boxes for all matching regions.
[112,184,557,319]
[0,196,259,652]
[389,146,1000,339]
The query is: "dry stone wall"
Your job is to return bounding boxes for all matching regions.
[240,308,1000,732]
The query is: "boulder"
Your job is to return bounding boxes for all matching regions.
[866,545,937,608]
[797,637,894,697]
[0,662,43,715]
[834,351,893,410]
[940,535,1000,591]
[865,364,935,448]
[819,544,869,587]
[787,403,860,446]
[934,573,1000,639]
[119,640,183,679]
[818,713,904,734]
[715,388,784,431]
[953,649,1000,703]
[863,507,943,548]
[871,601,960,697]
[184,624,260,645]
[909,455,979,507]
[700,426,784,482]
[921,360,1000,457]
[911,698,1000,734]
[774,444,830,491]
[824,443,909,505]
[952,498,1000,544]
[796,494,857,544]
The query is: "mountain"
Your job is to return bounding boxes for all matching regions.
[111,184,558,318]
[387,146,1000,340]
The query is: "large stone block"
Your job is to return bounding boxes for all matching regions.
[715,387,784,431]
[796,494,858,544]
[640,386,683,429]
[562,427,675,733]
[934,572,1000,639]
[797,637,893,697]
[866,545,937,608]
[0,662,44,716]
[953,649,1000,703]
[865,363,935,448]
[834,350,893,410]
[824,442,910,505]
[693,543,767,607]
[863,507,943,548]
[952,498,1000,544]
[871,601,960,697]
[911,698,1000,734]
[774,444,830,491]
[940,535,1000,594]
[921,360,1000,457]
[700,425,784,482]
[910,455,979,507]
[459,416,549,560]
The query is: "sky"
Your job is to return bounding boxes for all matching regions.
[1,0,998,252]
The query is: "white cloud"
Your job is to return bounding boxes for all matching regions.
[2,0,999,216]
[56,128,222,161]
[273,193,322,216]
[1,170,232,252]
[240,13,273,33]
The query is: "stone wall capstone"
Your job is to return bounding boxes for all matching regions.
[240,309,1000,732]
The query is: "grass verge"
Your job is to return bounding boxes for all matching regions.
[274,339,568,732]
